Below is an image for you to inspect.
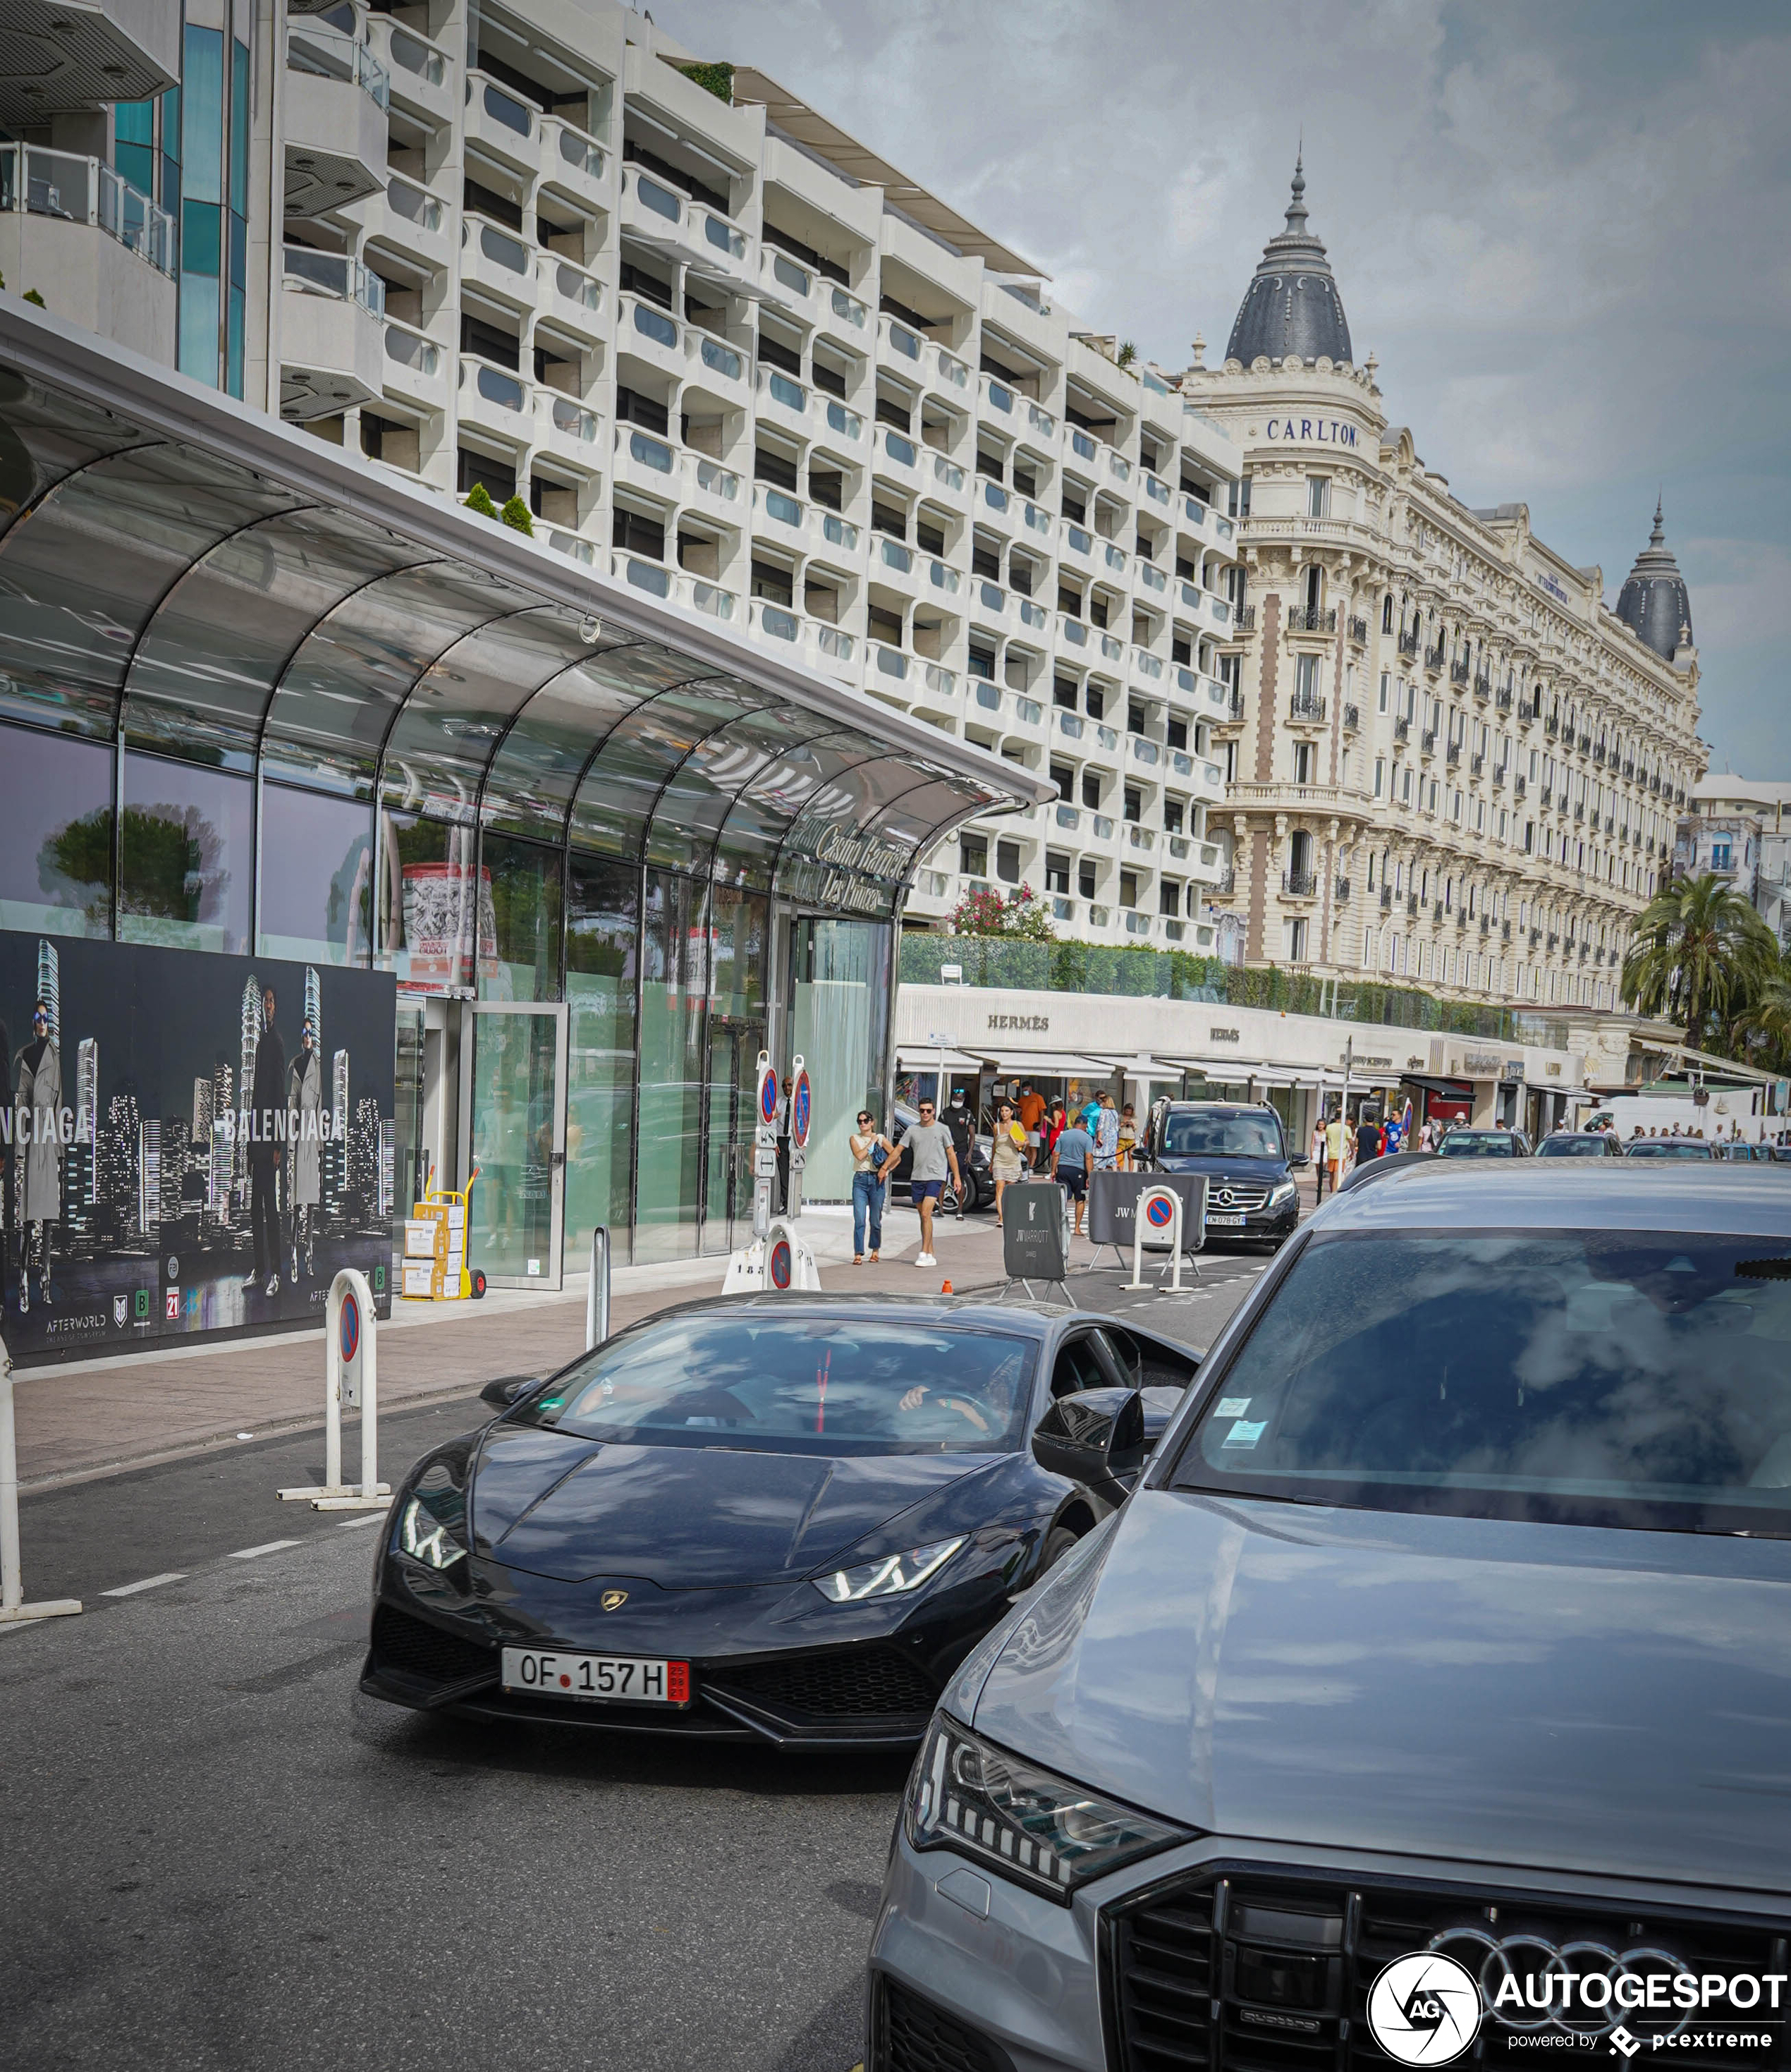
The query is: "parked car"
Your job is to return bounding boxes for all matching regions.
[1535,1129,1624,1157]
[1436,1124,1531,1157]
[362,1296,1199,1748]
[867,1163,1791,2072]
[1625,1135,1717,1159]
[1145,1101,1299,1248]
[886,1102,994,1212]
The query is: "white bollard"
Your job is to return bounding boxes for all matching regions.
[0,1335,81,1627]
[585,1225,611,1351]
[278,1269,391,1511]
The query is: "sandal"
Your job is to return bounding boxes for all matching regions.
[869,1251,879,1264]
[852,1255,864,1266]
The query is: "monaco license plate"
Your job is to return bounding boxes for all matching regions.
[501,1647,690,1706]
[1206,1212,1247,1226]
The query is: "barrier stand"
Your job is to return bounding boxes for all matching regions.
[277,1269,391,1511]
[0,1334,80,1628]
[585,1225,611,1351]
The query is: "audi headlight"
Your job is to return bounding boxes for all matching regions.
[905,1713,1191,1903]
[812,1535,964,1603]
[396,1461,467,1571]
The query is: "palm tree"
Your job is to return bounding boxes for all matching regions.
[1620,874,1778,1049]
[1738,952,1791,1071]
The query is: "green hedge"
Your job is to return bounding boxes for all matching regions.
[898,933,1520,1040]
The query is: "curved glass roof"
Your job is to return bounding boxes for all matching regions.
[0,341,1042,908]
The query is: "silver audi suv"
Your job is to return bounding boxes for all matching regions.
[865,1163,1791,2072]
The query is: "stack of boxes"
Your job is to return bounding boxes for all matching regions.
[402,1201,466,1300]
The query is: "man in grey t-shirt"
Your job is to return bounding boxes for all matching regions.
[904,1099,962,1270]
[1050,1120,1095,1238]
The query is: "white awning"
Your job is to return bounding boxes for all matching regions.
[896,1044,984,1071]
[985,1050,1123,1078]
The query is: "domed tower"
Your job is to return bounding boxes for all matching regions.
[1225,154,1352,367]
[1615,499,1694,659]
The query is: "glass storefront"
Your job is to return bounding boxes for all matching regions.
[0,351,1029,1284]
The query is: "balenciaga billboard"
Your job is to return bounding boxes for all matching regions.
[1,931,396,1366]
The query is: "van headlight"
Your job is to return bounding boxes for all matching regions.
[1269,1179,1299,1206]
[904,1713,1191,1903]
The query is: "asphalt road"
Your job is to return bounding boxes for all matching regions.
[0,1253,1271,2072]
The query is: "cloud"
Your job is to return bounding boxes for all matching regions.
[657,0,1791,774]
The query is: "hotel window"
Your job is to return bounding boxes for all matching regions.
[1159,880,1181,917]
[1374,757,1386,798]
[1294,653,1321,700]
[1381,592,1394,633]
[1045,852,1070,895]
[1078,860,1096,900]
[995,839,1021,884]
[1119,870,1139,909]
[1283,916,1309,961]
[1712,841,1732,870]
[1306,477,1331,518]
[960,834,989,877]
[1401,767,1413,805]
[1081,772,1101,809]
[1164,798,1184,834]
[1123,786,1142,824]
[1378,671,1390,714]
[1293,742,1315,784]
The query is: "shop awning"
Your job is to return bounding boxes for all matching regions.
[1400,1074,1474,1099]
[0,301,1051,912]
[987,1051,1124,1079]
[895,1044,984,1071]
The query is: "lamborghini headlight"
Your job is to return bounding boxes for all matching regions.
[905,1712,1191,1903]
[396,1461,467,1570]
[812,1535,964,1602]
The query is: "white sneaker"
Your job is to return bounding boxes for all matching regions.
[915,1251,936,1267]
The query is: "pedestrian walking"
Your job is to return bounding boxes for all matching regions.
[1355,1111,1383,1162]
[1049,1109,1096,1238]
[989,1101,1027,1226]
[247,982,286,1297]
[1310,1114,1328,1201]
[1044,1099,1067,1162]
[1116,1103,1138,1171]
[903,1097,961,1269]
[1324,1107,1351,1195]
[1093,1091,1120,1172]
[849,1110,893,1264]
[1016,1080,1046,1171]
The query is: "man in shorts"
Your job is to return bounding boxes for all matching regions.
[1049,1111,1096,1238]
[904,1098,962,1269]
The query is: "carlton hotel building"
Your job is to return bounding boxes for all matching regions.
[1174,164,1705,1011]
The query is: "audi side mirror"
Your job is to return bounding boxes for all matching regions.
[1032,1387,1146,1511]
[479,1374,540,1410]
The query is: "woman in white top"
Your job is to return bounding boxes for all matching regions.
[850,1111,895,1264]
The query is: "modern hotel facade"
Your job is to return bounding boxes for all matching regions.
[1179,166,1706,1012]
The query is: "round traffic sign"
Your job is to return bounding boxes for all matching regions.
[769,1238,793,1290]
[759,1071,780,1127]
[791,1069,812,1149]
[340,1289,360,1363]
[1145,1193,1177,1229]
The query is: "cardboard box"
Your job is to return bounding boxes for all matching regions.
[401,1260,437,1299]
[403,1221,437,1259]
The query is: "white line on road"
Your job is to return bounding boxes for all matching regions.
[227,1539,301,1561]
[100,1572,187,1597]
[336,1513,385,1530]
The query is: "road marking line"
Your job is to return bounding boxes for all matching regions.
[228,1539,301,1561]
[336,1513,385,1530]
[100,1572,186,1597]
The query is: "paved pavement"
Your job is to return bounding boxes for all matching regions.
[0,1206,1292,2072]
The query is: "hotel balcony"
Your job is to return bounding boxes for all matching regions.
[0,145,173,362]
[284,20,389,218]
[278,247,386,418]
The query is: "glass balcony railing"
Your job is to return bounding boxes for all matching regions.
[288,22,390,111]
[978,580,1004,612]
[699,333,742,380]
[549,394,597,442]
[820,511,857,548]
[926,663,956,697]
[886,319,921,360]
[769,250,811,298]
[632,171,681,222]
[386,176,443,235]
[1023,502,1051,534]
[549,257,601,311]
[695,457,740,501]
[554,122,605,183]
[478,78,532,136]
[884,429,917,466]
[984,378,1014,413]
[386,25,447,87]
[879,537,914,573]
[627,428,674,473]
[936,348,970,387]
[463,215,530,274]
[1058,712,1084,738]
[982,481,1010,513]
[759,603,799,641]
[384,320,439,376]
[700,210,747,259]
[928,559,959,593]
[825,398,862,438]
[0,145,173,275]
[1070,428,1096,461]
[1139,563,1167,592]
[933,453,965,491]
[1063,523,1092,554]
[632,299,678,348]
[1018,599,1046,628]
[283,243,386,315]
[1029,402,1057,438]
[831,286,867,329]
[458,357,526,412]
[762,367,806,413]
[818,625,856,661]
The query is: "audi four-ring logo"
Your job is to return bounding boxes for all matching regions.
[1424,1928,1699,2041]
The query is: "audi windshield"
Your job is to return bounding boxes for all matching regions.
[1161,1113,1283,1158]
[1174,1231,1791,1534]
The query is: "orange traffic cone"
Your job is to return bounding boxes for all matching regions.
[941,1279,953,1294]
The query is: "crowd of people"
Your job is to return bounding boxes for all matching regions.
[1309,1097,1434,1200]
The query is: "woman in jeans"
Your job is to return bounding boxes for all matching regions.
[849,1110,893,1264]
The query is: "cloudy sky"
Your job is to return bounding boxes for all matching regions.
[656,0,1790,778]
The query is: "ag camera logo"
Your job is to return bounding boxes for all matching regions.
[1368,1951,1484,2066]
